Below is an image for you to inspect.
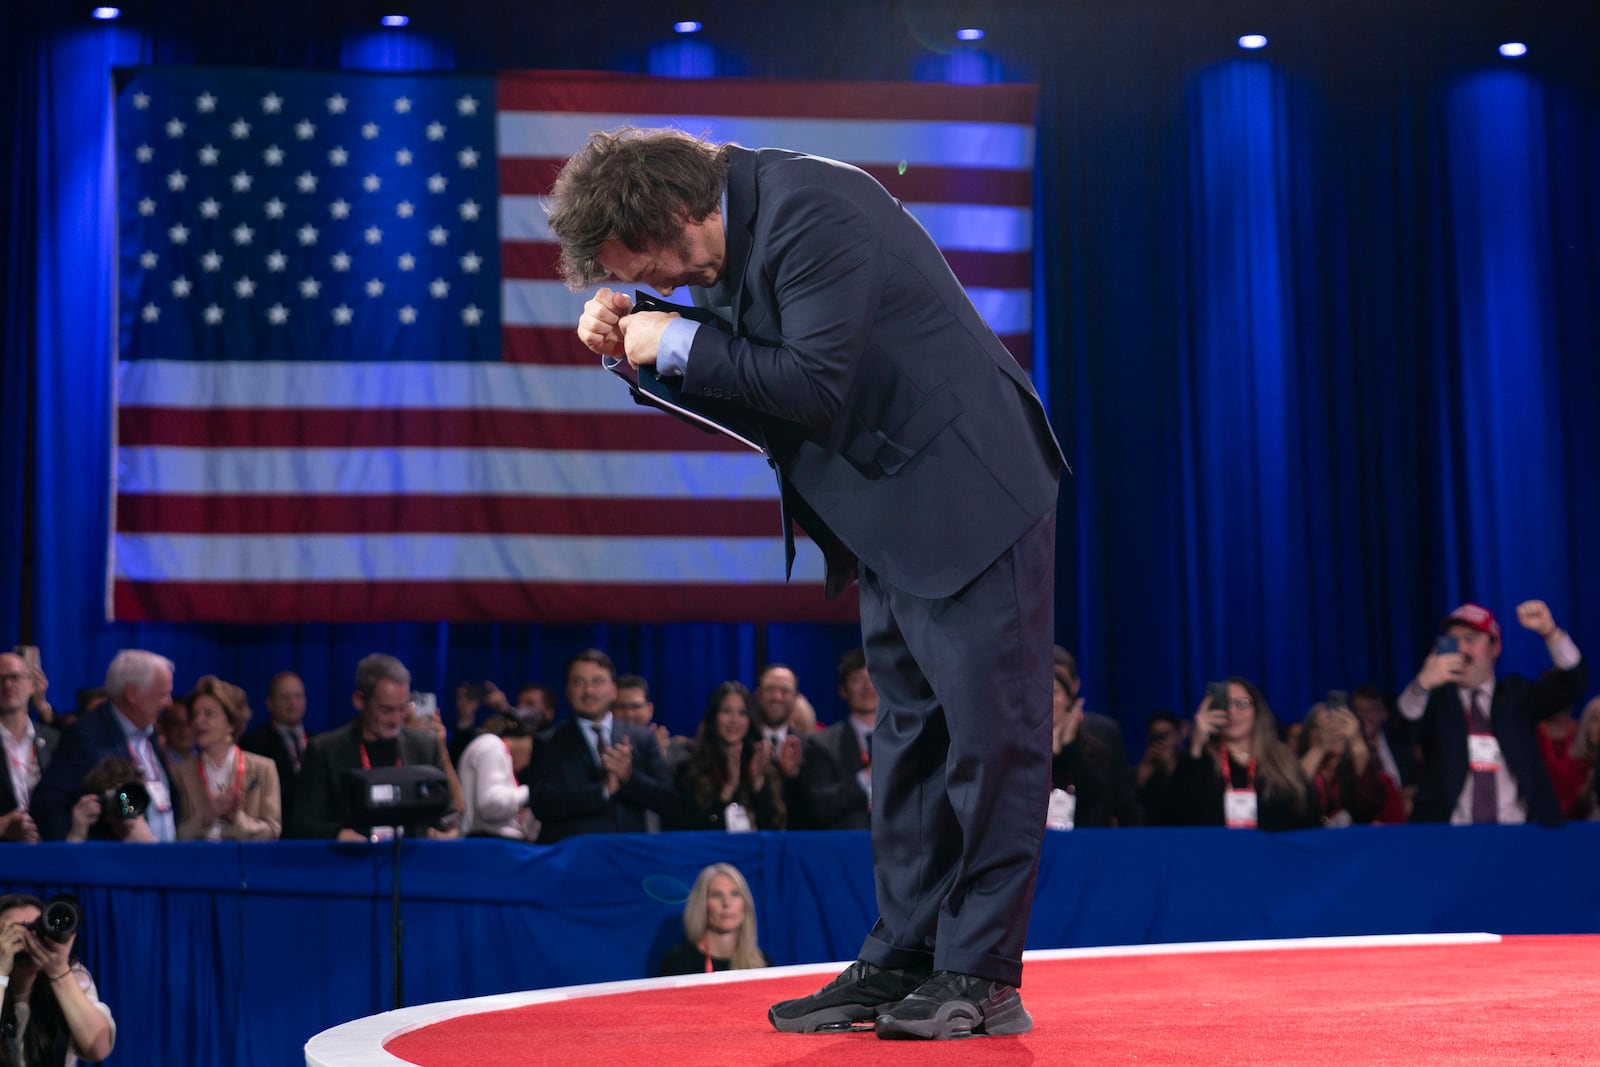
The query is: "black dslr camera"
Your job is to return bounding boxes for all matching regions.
[100,781,150,820]
[25,894,82,945]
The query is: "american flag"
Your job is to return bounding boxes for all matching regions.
[112,68,1038,623]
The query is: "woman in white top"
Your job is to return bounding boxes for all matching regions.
[458,712,537,840]
[0,893,115,1067]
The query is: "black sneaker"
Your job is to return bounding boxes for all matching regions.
[769,960,930,1033]
[874,970,1033,1040]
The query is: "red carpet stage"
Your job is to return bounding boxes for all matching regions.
[306,934,1600,1066]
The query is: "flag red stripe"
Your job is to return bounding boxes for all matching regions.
[118,407,751,452]
[502,325,595,364]
[114,578,859,624]
[496,72,1037,125]
[115,494,785,536]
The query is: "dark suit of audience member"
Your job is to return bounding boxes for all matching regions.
[799,721,871,831]
[528,718,678,842]
[240,722,305,830]
[289,720,448,839]
[0,723,58,823]
[34,703,182,841]
[1051,735,1144,827]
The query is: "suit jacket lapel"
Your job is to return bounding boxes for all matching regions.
[721,146,757,335]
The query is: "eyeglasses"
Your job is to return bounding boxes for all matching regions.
[1227,697,1254,710]
[0,673,29,685]
[368,702,409,716]
[1147,729,1176,742]
[613,700,648,712]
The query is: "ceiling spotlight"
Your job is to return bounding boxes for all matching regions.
[381,13,410,27]
[1238,34,1268,50]
[1499,42,1527,58]
[955,27,985,42]
[92,5,121,18]
[673,20,702,34]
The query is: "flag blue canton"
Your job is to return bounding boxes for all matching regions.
[117,68,500,364]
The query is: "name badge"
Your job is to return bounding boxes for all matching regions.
[724,802,754,833]
[369,825,396,842]
[1467,732,1502,772]
[1224,787,1258,829]
[1046,788,1076,831]
[144,780,173,814]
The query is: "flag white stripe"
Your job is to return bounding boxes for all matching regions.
[113,532,825,583]
[118,360,637,413]
[497,112,1035,170]
[116,446,780,498]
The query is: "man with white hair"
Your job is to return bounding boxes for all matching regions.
[33,649,182,841]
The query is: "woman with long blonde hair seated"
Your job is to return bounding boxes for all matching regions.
[657,863,773,975]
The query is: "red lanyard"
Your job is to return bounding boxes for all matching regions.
[127,738,161,780]
[1217,747,1256,790]
[696,938,715,973]
[359,743,401,770]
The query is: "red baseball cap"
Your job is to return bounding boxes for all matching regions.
[1440,603,1501,640]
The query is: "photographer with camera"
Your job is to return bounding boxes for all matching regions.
[0,894,115,1067]
[63,757,157,844]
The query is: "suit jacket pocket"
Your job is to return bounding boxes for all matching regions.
[841,384,963,477]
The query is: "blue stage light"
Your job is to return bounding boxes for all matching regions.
[1238,34,1268,50]
[381,14,410,27]
[1498,42,1527,58]
[955,27,985,42]
[674,20,703,34]
[92,6,121,18]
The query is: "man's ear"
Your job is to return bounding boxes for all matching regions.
[351,690,364,715]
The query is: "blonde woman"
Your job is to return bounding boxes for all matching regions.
[657,863,772,975]
[173,676,282,840]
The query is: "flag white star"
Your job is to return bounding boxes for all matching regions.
[428,225,448,246]
[203,303,224,324]
[295,119,316,140]
[458,198,481,221]
[333,304,353,324]
[168,224,190,245]
[262,92,283,114]
[398,253,415,271]
[362,174,381,192]
[331,251,351,271]
[139,250,158,269]
[394,96,412,114]
[264,197,286,219]
[201,250,223,272]
[427,173,447,194]
[426,122,445,141]
[235,276,256,298]
[167,170,189,191]
[142,303,161,322]
[461,304,483,325]
[266,250,287,271]
[138,198,156,216]
[396,201,414,218]
[365,278,384,297]
[196,92,217,113]
[330,199,351,219]
[232,223,254,246]
[231,170,253,193]
[199,198,221,219]
[172,276,192,297]
[328,146,349,166]
[263,145,284,166]
[297,224,319,246]
[362,122,379,140]
[135,144,153,162]
[267,303,288,324]
[327,93,348,114]
[198,144,219,165]
[457,147,480,168]
[456,94,478,116]
[166,117,186,138]
[396,148,413,166]
[460,251,482,273]
[364,226,382,244]
[230,118,251,140]
[429,278,449,298]
[399,305,417,324]
[133,92,150,109]
[296,172,318,193]
[299,277,321,298]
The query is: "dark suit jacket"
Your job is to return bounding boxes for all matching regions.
[0,719,59,818]
[241,723,303,828]
[798,721,871,831]
[683,147,1066,599]
[1410,662,1589,826]
[32,705,181,841]
[288,720,448,839]
[528,719,678,842]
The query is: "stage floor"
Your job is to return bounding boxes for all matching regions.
[307,933,1600,1066]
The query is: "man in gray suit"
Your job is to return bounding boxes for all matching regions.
[551,127,1065,1040]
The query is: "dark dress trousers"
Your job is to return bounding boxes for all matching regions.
[528,719,678,842]
[1410,662,1589,826]
[679,147,1067,985]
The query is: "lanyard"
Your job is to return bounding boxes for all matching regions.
[359,743,401,770]
[126,737,162,780]
[204,746,247,809]
[696,938,715,974]
[1217,747,1256,790]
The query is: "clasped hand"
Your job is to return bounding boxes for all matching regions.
[576,287,677,367]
